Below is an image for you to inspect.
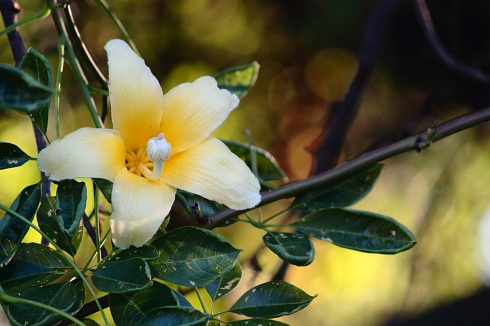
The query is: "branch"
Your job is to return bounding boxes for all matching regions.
[311,0,399,173]
[414,0,490,83]
[0,0,25,66]
[206,106,490,228]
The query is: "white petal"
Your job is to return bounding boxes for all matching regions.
[37,128,126,182]
[105,39,164,151]
[111,169,176,249]
[160,76,239,154]
[162,137,260,210]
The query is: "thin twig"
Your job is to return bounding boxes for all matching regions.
[414,0,490,83]
[0,0,25,65]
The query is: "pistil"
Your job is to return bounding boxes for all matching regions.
[139,133,172,181]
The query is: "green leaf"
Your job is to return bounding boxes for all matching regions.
[5,281,81,326]
[0,243,71,295]
[139,307,208,326]
[0,183,41,266]
[215,61,260,99]
[292,164,383,211]
[227,319,289,326]
[263,232,314,266]
[222,140,287,185]
[0,142,34,170]
[81,319,100,326]
[229,281,315,318]
[93,178,113,204]
[0,63,53,113]
[103,245,159,263]
[19,48,53,134]
[150,227,241,287]
[172,289,193,307]
[109,281,178,326]
[92,258,152,293]
[176,190,225,223]
[205,261,242,301]
[290,208,417,254]
[37,196,82,256]
[56,179,87,234]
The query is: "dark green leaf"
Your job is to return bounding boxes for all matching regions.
[5,281,80,326]
[205,261,242,301]
[92,258,152,293]
[229,281,315,318]
[56,179,87,234]
[140,307,208,326]
[81,319,100,326]
[176,190,225,223]
[263,232,314,266]
[227,319,289,326]
[0,183,41,266]
[103,245,158,263]
[215,61,260,98]
[19,48,53,134]
[37,196,82,256]
[0,142,34,170]
[292,164,383,211]
[93,178,113,204]
[150,227,241,287]
[222,140,287,185]
[109,281,178,326]
[0,63,53,113]
[290,208,417,254]
[0,243,71,294]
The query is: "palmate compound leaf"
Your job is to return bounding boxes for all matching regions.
[263,231,315,266]
[5,280,84,326]
[229,280,316,318]
[290,208,417,254]
[215,61,260,99]
[0,142,34,170]
[149,227,241,287]
[0,183,41,266]
[205,261,242,302]
[291,164,383,211]
[109,281,179,326]
[0,62,53,113]
[0,243,71,295]
[92,257,153,293]
[19,48,53,134]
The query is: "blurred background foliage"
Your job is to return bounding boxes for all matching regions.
[2,0,490,325]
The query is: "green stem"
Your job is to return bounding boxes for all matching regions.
[94,0,140,55]
[0,285,85,326]
[54,36,66,139]
[94,183,101,263]
[48,0,103,129]
[0,4,50,36]
[194,287,208,314]
[0,202,109,325]
[206,107,490,228]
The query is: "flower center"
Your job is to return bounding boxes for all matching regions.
[125,133,172,181]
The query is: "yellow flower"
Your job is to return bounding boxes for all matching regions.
[37,39,261,249]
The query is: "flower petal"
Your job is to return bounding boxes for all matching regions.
[160,76,239,154]
[37,128,126,182]
[105,39,164,151]
[111,169,176,249]
[162,137,260,210]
